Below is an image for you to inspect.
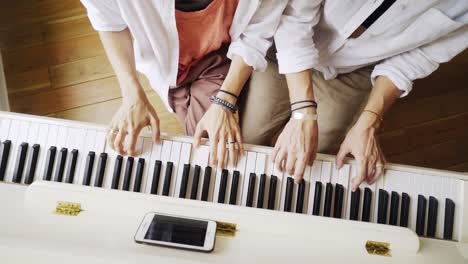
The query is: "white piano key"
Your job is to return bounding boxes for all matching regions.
[241,151,257,207]
[145,141,162,194]
[172,143,195,198]
[94,131,107,154]
[138,138,153,192]
[4,120,21,182]
[0,118,11,140]
[157,140,172,194]
[307,160,322,215]
[56,126,68,149]
[338,164,350,219]
[17,121,30,143]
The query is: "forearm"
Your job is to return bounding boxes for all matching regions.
[286,70,316,114]
[99,29,145,101]
[217,55,253,104]
[361,75,401,122]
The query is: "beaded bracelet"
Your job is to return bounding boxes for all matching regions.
[209,96,238,113]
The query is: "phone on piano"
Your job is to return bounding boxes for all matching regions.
[134,213,217,253]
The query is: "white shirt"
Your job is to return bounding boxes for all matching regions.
[275,0,468,96]
[80,0,288,109]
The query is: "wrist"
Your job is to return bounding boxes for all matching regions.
[356,111,381,130]
[216,90,237,105]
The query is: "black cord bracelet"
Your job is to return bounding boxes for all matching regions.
[290,100,318,107]
[218,89,239,99]
[291,104,317,113]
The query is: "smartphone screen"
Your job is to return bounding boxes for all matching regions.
[144,214,209,247]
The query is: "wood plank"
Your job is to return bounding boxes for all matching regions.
[50,55,114,89]
[42,15,95,43]
[4,34,104,74]
[9,77,121,115]
[54,91,184,135]
[379,112,468,156]
[0,24,43,51]
[6,67,51,95]
[387,137,468,169]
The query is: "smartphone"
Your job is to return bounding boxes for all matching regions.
[134,213,217,253]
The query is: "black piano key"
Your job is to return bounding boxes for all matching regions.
[162,161,173,196]
[133,158,145,192]
[416,195,427,236]
[296,179,305,213]
[377,189,389,224]
[65,149,78,184]
[179,164,190,198]
[12,142,28,183]
[333,184,344,218]
[349,188,360,220]
[443,198,455,240]
[0,140,11,181]
[94,153,107,187]
[257,174,266,208]
[53,148,68,182]
[323,183,334,217]
[312,182,323,216]
[217,169,228,203]
[150,160,162,194]
[82,151,95,186]
[111,155,123,189]
[400,192,410,228]
[389,191,400,226]
[190,165,201,200]
[362,187,372,222]
[426,196,438,238]
[200,166,212,201]
[43,146,57,181]
[229,171,240,205]
[246,173,256,207]
[267,175,278,210]
[122,157,134,191]
[284,177,294,212]
[24,144,40,184]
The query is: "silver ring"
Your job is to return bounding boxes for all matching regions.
[227,141,237,145]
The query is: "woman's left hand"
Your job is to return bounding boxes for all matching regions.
[194,103,244,169]
[336,112,386,191]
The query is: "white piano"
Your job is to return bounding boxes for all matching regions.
[0,111,467,263]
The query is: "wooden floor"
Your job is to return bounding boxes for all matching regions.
[1,0,468,172]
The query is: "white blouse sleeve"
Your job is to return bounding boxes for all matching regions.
[80,0,127,32]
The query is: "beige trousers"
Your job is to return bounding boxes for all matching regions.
[239,60,373,154]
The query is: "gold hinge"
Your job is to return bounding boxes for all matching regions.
[215,221,237,237]
[55,201,82,216]
[365,240,391,256]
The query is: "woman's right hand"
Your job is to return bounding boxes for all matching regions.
[107,91,160,156]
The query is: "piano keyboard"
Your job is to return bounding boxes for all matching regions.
[0,112,465,243]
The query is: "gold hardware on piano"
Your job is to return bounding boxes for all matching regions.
[55,201,82,216]
[215,221,237,237]
[365,240,391,257]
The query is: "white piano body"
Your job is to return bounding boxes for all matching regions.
[0,111,467,263]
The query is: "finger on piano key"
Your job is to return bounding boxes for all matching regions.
[111,155,124,189]
[53,148,68,183]
[362,187,373,222]
[94,153,107,187]
[43,146,57,181]
[307,160,321,215]
[145,141,162,194]
[4,120,21,182]
[24,144,40,184]
[157,140,172,195]
[333,184,344,218]
[257,173,266,209]
[200,166,212,201]
[133,158,145,192]
[12,142,28,183]
[337,164,350,219]
[389,191,400,226]
[65,149,78,184]
[426,196,438,238]
[174,143,192,198]
[190,165,201,200]
[323,182,334,217]
[179,164,190,198]
[443,198,455,240]
[349,188,360,220]
[82,151,95,186]
[416,195,427,236]
[241,151,257,207]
